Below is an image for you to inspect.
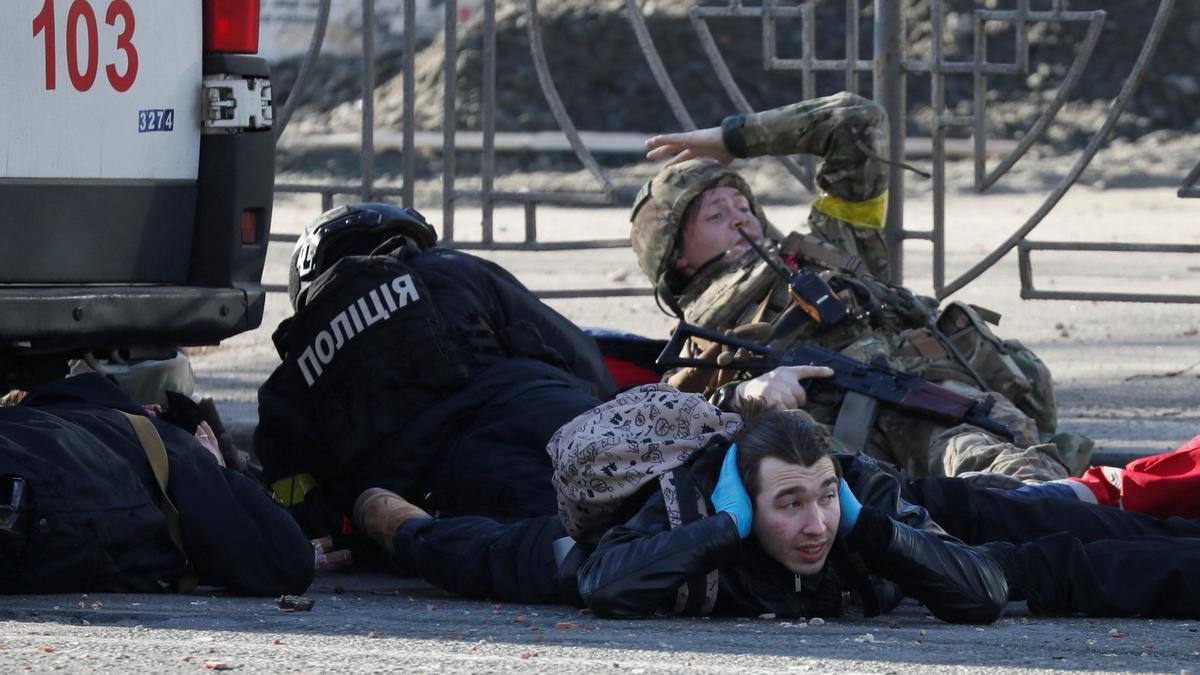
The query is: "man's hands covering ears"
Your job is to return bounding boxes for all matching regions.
[837,478,862,536]
[712,443,752,539]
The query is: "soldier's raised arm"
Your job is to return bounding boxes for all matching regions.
[646,92,892,281]
[645,126,732,167]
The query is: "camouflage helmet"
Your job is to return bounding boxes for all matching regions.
[629,158,769,284]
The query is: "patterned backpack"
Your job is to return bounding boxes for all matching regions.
[547,383,742,544]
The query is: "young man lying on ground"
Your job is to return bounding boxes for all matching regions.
[632,91,1091,482]
[352,407,1200,621]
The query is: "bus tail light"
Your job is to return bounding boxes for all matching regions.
[240,209,261,245]
[203,0,260,54]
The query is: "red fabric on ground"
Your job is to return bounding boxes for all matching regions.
[1073,465,1121,507]
[1073,435,1200,519]
[602,356,662,389]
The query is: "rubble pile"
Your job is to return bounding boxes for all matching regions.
[275,0,1200,150]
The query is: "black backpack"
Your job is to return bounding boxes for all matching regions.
[0,378,190,593]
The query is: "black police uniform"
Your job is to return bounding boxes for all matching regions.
[255,244,615,521]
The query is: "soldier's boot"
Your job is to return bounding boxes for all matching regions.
[353,488,430,556]
[1047,432,1095,477]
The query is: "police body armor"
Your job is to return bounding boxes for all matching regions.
[256,243,615,520]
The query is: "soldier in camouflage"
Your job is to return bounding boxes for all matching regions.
[630,92,1090,482]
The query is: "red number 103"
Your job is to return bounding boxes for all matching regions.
[32,0,139,92]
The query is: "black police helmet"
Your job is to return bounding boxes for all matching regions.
[288,202,438,309]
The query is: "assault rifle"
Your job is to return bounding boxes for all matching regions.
[656,320,1016,450]
[735,227,992,392]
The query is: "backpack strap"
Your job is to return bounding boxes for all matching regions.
[117,411,198,593]
[659,466,719,615]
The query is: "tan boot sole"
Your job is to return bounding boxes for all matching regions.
[352,488,429,555]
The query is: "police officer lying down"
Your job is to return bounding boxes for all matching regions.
[254,203,615,531]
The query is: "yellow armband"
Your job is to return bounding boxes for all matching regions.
[813,190,888,230]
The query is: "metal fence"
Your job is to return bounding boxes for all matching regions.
[271,0,1193,302]
[1183,161,1200,199]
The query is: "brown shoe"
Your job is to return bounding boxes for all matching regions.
[352,488,430,556]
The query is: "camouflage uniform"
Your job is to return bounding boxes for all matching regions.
[631,92,1084,482]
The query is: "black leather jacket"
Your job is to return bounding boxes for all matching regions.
[577,451,1007,624]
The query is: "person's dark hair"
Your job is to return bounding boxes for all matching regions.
[733,410,841,498]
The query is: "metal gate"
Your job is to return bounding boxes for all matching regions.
[271,0,1194,302]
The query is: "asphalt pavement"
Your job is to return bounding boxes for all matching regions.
[3,572,1199,673]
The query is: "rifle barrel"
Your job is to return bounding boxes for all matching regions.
[656,320,1017,442]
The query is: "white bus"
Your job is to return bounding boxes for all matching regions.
[0,0,275,387]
